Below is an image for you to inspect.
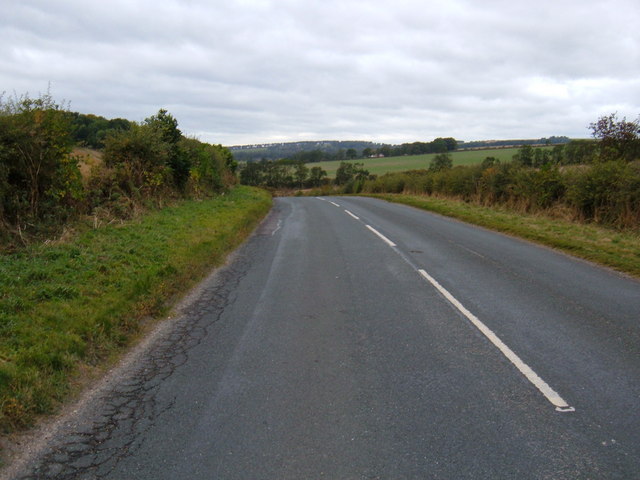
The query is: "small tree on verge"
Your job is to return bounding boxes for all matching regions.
[429,153,453,172]
[589,112,640,162]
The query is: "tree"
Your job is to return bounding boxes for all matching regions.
[481,156,500,169]
[442,137,458,151]
[563,140,598,165]
[103,123,170,197]
[307,166,327,187]
[513,145,534,167]
[239,162,263,186]
[589,112,640,162]
[335,162,369,185]
[345,148,358,159]
[145,109,190,190]
[431,138,448,153]
[379,145,392,157]
[533,148,551,168]
[294,161,309,188]
[429,153,453,171]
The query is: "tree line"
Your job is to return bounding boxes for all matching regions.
[0,92,237,246]
[279,137,459,163]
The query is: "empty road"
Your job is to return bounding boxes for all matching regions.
[11,196,640,479]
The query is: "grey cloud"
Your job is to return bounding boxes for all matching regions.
[1,0,639,145]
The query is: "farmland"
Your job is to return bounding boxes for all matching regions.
[312,147,548,177]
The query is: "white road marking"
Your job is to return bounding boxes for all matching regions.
[365,225,397,247]
[271,220,282,236]
[344,210,360,220]
[418,268,574,412]
[330,201,341,207]
[320,197,573,413]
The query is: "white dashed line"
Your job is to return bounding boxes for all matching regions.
[317,196,574,412]
[344,210,360,220]
[365,225,397,247]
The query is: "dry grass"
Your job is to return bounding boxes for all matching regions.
[72,147,103,183]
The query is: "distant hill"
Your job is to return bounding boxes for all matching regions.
[229,137,571,162]
[458,136,570,150]
[229,140,384,162]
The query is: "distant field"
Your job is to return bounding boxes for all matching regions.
[312,147,548,177]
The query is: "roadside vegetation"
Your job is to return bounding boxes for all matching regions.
[0,91,272,432]
[0,186,271,430]
[0,91,237,247]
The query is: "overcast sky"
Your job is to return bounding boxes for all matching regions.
[2,0,639,146]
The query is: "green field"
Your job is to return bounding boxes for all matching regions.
[313,147,545,177]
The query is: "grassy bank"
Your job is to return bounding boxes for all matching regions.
[0,186,272,431]
[365,193,640,278]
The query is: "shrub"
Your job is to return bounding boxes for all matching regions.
[0,92,82,236]
[567,161,640,228]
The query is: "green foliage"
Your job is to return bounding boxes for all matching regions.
[238,160,327,189]
[145,109,190,190]
[563,140,598,164]
[180,137,229,195]
[481,156,500,169]
[567,161,640,226]
[308,166,327,187]
[513,145,534,167]
[67,112,132,149]
[334,161,370,186]
[0,92,82,235]
[429,152,453,172]
[1,95,238,244]
[103,123,172,199]
[589,112,640,162]
[362,158,640,230]
[345,148,358,159]
[294,161,309,188]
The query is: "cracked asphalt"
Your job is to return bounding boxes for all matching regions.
[6,197,640,479]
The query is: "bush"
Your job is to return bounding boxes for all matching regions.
[567,161,640,228]
[362,158,640,230]
[0,92,83,237]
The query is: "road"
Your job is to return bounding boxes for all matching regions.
[10,196,640,479]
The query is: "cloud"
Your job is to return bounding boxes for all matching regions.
[1,0,639,145]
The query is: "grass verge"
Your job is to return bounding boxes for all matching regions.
[364,193,640,278]
[0,186,272,431]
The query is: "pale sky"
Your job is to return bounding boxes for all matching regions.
[2,0,639,146]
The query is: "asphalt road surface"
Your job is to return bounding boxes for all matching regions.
[10,196,640,479]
